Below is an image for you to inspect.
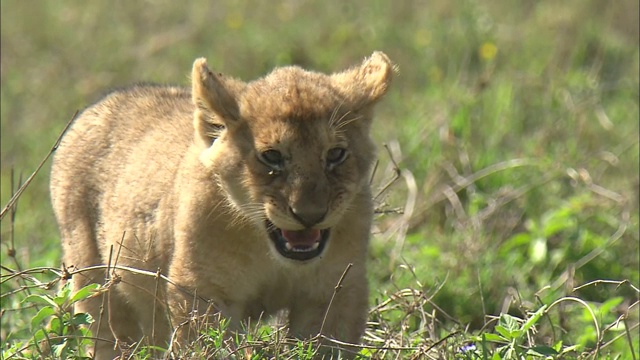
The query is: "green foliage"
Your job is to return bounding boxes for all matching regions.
[2,283,98,360]
[464,308,562,359]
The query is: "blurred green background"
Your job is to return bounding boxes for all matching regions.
[1,0,638,355]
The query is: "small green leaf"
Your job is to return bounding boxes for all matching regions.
[481,333,506,342]
[499,314,521,330]
[54,283,72,306]
[497,313,523,339]
[553,340,563,352]
[498,314,520,332]
[50,317,61,333]
[32,328,48,342]
[359,348,374,357]
[23,294,57,308]
[31,306,56,330]
[71,312,94,326]
[70,283,101,304]
[494,325,512,340]
[79,328,95,348]
[520,304,547,334]
[52,341,68,358]
[527,345,559,356]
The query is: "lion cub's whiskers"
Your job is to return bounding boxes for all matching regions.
[237,203,267,224]
[333,114,363,133]
[328,99,346,129]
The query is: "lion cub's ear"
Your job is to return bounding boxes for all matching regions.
[331,51,396,110]
[192,58,246,147]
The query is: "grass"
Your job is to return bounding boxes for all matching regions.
[1,0,638,358]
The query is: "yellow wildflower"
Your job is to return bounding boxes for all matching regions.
[479,42,498,61]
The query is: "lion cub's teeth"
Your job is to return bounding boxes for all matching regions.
[284,242,320,252]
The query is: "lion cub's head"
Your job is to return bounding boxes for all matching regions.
[191,52,393,261]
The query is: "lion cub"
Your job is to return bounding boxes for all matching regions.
[50,52,393,359]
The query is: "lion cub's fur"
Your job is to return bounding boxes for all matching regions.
[50,52,393,359]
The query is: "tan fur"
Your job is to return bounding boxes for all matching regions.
[50,52,393,359]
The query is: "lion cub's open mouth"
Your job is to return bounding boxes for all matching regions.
[266,220,330,261]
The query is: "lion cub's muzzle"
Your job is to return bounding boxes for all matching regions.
[265,220,330,261]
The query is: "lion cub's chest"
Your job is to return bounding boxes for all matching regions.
[205,254,301,321]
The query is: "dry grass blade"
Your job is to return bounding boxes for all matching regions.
[547,296,602,354]
[373,143,402,202]
[0,111,78,221]
[573,279,640,294]
[319,263,353,336]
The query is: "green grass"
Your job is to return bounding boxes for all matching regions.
[1,0,638,358]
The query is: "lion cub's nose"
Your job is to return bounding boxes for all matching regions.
[289,205,327,228]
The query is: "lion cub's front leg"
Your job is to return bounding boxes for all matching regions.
[164,256,224,350]
[288,264,369,358]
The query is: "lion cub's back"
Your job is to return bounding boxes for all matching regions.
[51,85,194,236]
[62,84,193,149]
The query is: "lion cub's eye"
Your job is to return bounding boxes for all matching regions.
[326,147,348,169]
[259,149,284,169]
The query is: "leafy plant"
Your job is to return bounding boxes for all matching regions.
[462,307,564,359]
[3,282,99,360]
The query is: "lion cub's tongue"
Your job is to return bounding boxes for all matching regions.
[281,229,321,247]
